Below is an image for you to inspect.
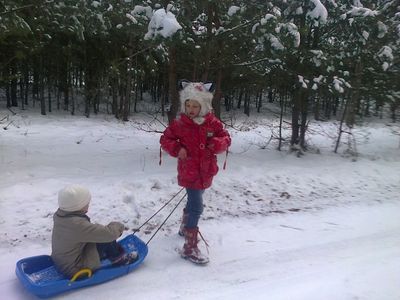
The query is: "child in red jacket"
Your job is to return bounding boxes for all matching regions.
[160,80,231,264]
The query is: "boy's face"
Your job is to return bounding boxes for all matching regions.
[185,100,201,119]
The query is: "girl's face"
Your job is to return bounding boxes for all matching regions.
[185,100,201,119]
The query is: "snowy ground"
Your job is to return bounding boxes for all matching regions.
[0,108,399,300]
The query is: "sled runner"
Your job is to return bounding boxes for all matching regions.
[15,234,148,299]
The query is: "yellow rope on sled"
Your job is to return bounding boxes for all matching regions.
[69,268,92,284]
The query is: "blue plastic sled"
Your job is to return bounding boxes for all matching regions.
[15,234,148,298]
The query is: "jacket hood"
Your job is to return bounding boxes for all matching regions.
[180,82,214,124]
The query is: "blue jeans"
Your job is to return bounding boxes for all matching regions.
[96,241,123,260]
[185,188,204,229]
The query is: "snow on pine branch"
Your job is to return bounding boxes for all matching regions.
[144,8,182,40]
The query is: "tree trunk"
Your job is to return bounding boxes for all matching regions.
[278,96,284,151]
[314,95,320,120]
[201,3,214,82]
[167,46,178,124]
[10,63,18,107]
[5,77,11,107]
[244,90,250,116]
[224,94,232,111]
[299,90,308,149]
[268,90,274,103]
[237,88,243,109]
[134,74,140,113]
[161,69,168,117]
[23,67,29,108]
[212,68,223,119]
[334,95,350,153]
[346,60,362,128]
[123,59,132,121]
[256,89,263,113]
[291,91,300,147]
[111,76,118,115]
[40,56,46,115]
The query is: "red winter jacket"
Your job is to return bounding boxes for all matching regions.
[160,113,231,190]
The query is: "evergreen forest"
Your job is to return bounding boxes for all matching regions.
[1,0,399,150]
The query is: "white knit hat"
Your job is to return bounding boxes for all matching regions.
[179,81,214,122]
[58,184,91,212]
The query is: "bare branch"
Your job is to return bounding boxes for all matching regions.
[0,4,35,16]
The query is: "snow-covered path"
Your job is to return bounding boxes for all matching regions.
[2,201,399,300]
[1,111,399,299]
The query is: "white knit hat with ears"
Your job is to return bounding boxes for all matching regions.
[58,184,91,212]
[179,80,214,123]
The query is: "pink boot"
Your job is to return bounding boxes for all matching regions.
[178,208,188,236]
[111,251,138,267]
[181,227,209,265]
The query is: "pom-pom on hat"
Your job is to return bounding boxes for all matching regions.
[179,80,215,122]
[58,184,91,212]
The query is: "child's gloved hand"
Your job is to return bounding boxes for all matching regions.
[178,147,187,160]
[109,221,125,236]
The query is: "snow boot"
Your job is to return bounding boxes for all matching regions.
[178,208,188,236]
[181,227,209,265]
[111,251,139,267]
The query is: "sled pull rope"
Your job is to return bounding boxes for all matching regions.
[69,269,92,284]
[197,229,210,254]
[133,187,185,234]
[146,192,187,246]
[223,148,229,170]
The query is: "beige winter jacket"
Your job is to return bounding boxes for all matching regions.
[51,209,124,277]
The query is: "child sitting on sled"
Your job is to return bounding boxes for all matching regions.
[51,184,138,278]
[160,80,231,264]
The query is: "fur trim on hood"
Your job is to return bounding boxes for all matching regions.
[179,81,214,124]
